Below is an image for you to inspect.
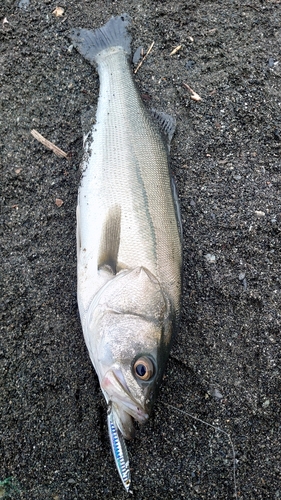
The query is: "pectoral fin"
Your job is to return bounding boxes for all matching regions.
[98,205,121,275]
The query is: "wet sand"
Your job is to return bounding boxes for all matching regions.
[1,1,280,498]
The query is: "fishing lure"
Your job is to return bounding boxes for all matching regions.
[107,408,131,492]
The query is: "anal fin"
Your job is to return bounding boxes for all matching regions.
[151,109,176,150]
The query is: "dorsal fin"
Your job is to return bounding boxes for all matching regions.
[98,205,121,275]
[171,176,183,243]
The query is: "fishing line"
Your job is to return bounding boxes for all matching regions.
[161,402,238,500]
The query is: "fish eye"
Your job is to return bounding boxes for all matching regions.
[133,357,154,381]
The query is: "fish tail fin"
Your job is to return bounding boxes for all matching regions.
[70,14,131,64]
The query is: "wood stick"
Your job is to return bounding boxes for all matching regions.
[31,129,68,158]
[134,41,155,74]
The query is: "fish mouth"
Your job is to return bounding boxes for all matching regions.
[101,368,149,439]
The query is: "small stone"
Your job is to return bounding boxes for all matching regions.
[55,198,63,207]
[18,0,30,9]
[233,174,241,180]
[205,253,216,263]
[212,388,223,400]
[239,272,246,281]
[186,60,195,70]
[52,6,64,17]
[255,210,265,217]
[268,57,275,68]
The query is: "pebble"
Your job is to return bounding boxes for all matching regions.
[262,399,270,408]
[268,57,275,68]
[205,253,216,263]
[212,388,223,400]
[18,0,30,8]
[186,60,196,70]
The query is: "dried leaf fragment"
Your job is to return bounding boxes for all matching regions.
[183,82,202,101]
[170,45,182,56]
[55,198,64,207]
[52,7,64,17]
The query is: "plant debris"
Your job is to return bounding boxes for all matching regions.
[170,45,182,56]
[52,6,64,17]
[134,41,155,74]
[183,82,202,101]
[31,129,68,158]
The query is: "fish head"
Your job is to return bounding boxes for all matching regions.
[85,266,174,439]
[99,315,168,439]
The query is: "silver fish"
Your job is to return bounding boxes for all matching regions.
[70,13,182,488]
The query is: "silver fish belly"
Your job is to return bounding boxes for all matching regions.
[71,13,182,489]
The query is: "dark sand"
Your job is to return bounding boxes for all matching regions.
[1,1,280,499]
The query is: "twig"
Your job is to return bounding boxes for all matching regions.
[170,45,182,56]
[31,129,68,158]
[134,41,155,74]
[244,4,260,12]
[183,82,202,101]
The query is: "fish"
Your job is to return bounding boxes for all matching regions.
[70,13,182,490]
